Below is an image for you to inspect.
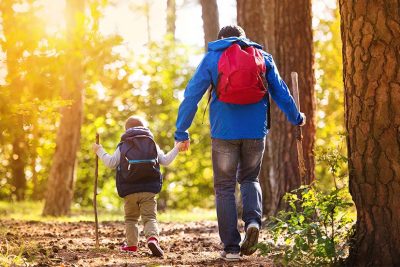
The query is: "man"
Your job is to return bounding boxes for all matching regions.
[174,25,306,261]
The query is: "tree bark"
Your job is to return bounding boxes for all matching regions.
[200,0,219,50]
[42,0,85,216]
[339,0,400,265]
[237,0,316,216]
[11,117,26,201]
[166,0,176,39]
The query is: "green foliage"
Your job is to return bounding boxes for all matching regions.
[313,1,347,189]
[0,0,63,200]
[258,186,353,266]
[316,144,348,191]
[0,0,214,210]
[258,148,354,266]
[0,0,123,202]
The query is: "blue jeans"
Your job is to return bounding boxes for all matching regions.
[212,138,265,253]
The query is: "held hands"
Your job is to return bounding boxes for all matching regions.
[92,143,102,153]
[175,140,190,152]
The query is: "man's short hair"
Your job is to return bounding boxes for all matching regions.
[217,25,246,39]
[125,116,146,130]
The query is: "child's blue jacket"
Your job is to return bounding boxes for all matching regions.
[174,37,303,141]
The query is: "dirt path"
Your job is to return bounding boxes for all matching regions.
[1,219,273,266]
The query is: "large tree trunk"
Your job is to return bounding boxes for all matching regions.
[166,0,176,39]
[200,0,219,50]
[42,0,85,216]
[339,0,400,265]
[237,0,316,216]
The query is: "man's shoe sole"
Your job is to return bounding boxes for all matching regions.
[240,226,259,256]
[148,242,164,257]
[221,255,240,262]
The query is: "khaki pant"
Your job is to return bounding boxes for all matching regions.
[124,192,159,246]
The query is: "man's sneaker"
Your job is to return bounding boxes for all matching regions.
[121,244,138,253]
[240,222,260,256]
[147,237,164,257]
[220,251,241,261]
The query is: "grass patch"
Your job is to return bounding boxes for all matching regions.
[0,227,39,266]
[0,201,216,223]
[0,201,122,222]
[158,208,216,222]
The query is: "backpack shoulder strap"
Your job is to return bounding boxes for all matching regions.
[202,70,223,124]
[202,84,213,124]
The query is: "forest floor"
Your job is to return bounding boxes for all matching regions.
[1,219,273,267]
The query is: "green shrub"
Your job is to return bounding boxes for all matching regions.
[257,148,354,266]
[257,186,353,266]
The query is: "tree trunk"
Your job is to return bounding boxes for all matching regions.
[237,0,316,216]
[339,0,400,265]
[42,0,85,216]
[31,120,41,200]
[237,0,268,46]
[200,0,219,50]
[166,0,176,39]
[11,116,26,201]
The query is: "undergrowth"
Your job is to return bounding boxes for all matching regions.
[257,147,355,266]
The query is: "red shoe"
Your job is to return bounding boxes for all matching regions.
[121,245,138,253]
[147,237,164,257]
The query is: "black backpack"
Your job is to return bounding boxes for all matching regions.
[116,127,162,197]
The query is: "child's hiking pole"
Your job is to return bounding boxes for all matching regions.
[94,133,100,248]
[291,72,307,185]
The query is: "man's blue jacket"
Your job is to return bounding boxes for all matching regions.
[174,37,303,141]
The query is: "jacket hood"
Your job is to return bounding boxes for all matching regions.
[121,126,154,141]
[207,37,263,52]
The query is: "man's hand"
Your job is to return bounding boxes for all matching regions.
[92,143,102,153]
[299,112,306,127]
[175,140,190,152]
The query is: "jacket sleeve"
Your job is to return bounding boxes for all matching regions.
[157,145,179,166]
[174,53,212,141]
[96,146,120,169]
[264,54,303,125]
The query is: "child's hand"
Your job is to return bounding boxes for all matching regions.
[92,143,102,153]
[175,141,188,152]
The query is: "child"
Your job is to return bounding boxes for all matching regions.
[92,116,183,257]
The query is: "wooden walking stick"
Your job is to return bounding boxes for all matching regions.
[291,72,307,185]
[94,133,100,248]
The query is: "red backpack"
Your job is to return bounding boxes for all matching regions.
[216,44,267,104]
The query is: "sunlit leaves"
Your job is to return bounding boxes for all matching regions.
[313,1,347,189]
